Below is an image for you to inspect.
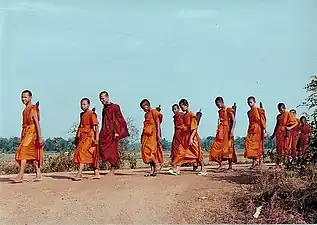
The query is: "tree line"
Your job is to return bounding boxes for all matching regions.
[0,135,276,154]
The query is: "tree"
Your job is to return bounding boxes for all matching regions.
[301,75,317,163]
[161,138,171,150]
[202,136,214,151]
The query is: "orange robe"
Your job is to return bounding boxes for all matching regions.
[244,107,266,159]
[209,107,237,162]
[290,118,300,157]
[170,112,184,161]
[275,112,298,157]
[15,104,43,165]
[141,109,164,164]
[299,123,311,155]
[172,111,204,166]
[73,110,99,169]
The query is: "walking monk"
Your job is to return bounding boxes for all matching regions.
[289,109,300,159]
[12,90,44,183]
[140,99,163,176]
[244,96,266,169]
[298,116,311,157]
[99,91,129,176]
[270,103,298,166]
[169,99,207,176]
[170,104,184,163]
[72,98,100,181]
[209,97,237,171]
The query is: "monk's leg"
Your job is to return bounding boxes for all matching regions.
[193,163,198,171]
[109,165,116,175]
[13,160,27,182]
[32,160,42,181]
[249,159,257,169]
[227,159,233,171]
[91,168,100,179]
[73,163,84,181]
[214,158,223,170]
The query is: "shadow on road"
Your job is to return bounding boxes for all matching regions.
[0,177,11,183]
[44,174,73,180]
[210,170,259,185]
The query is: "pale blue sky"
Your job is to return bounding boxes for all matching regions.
[0,0,316,140]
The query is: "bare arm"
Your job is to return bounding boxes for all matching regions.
[94,124,99,142]
[190,128,197,141]
[32,111,43,144]
[229,112,236,137]
[156,121,161,138]
[270,119,278,139]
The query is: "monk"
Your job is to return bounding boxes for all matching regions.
[99,91,129,176]
[72,98,100,181]
[270,103,298,166]
[12,90,44,183]
[169,99,207,176]
[244,96,266,169]
[298,116,312,156]
[289,109,300,159]
[209,97,237,171]
[170,104,184,163]
[140,99,163,177]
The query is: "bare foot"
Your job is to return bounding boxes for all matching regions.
[90,174,101,180]
[216,164,223,172]
[11,178,23,183]
[72,175,82,181]
[105,171,115,176]
[33,176,42,182]
[225,168,234,173]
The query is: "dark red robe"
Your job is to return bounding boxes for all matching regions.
[99,103,128,166]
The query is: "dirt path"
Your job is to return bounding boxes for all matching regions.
[0,164,262,224]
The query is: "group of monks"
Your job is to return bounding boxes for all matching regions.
[10,90,312,183]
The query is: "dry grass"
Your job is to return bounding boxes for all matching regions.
[0,151,255,174]
[232,166,317,224]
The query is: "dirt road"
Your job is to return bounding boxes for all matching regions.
[0,164,259,224]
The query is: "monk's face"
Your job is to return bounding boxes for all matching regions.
[141,103,150,112]
[300,117,306,124]
[216,100,224,109]
[99,93,109,105]
[290,111,296,116]
[81,100,90,111]
[247,99,255,108]
[21,92,31,105]
[179,103,188,112]
[172,106,179,114]
[278,106,286,113]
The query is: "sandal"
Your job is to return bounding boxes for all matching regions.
[72,176,82,181]
[168,169,179,176]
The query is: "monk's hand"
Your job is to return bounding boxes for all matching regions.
[286,126,292,131]
[39,136,45,146]
[157,136,162,144]
[263,129,267,136]
[189,137,194,146]
[114,133,119,141]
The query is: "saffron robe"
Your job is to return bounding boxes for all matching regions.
[172,111,204,166]
[244,107,266,159]
[73,110,99,169]
[15,104,44,165]
[141,109,164,164]
[209,107,237,162]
